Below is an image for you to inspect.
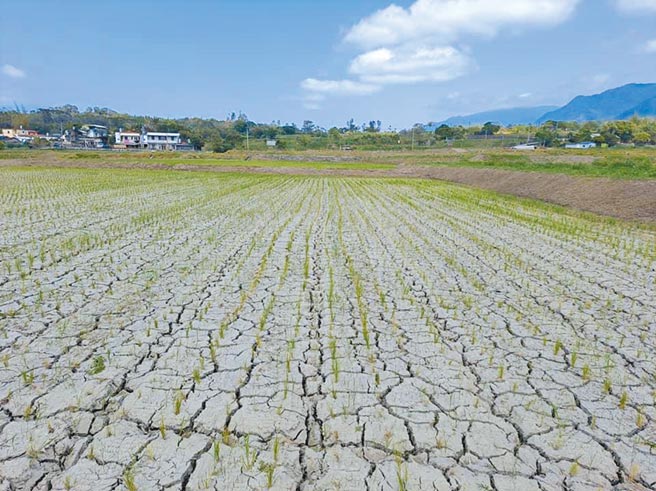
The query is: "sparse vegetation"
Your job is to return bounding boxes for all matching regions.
[0,166,653,489]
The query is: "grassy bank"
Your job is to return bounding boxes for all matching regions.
[2,146,655,179]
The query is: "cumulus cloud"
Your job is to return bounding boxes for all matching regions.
[300,78,380,109]
[615,0,656,12]
[301,78,380,95]
[645,39,656,52]
[2,64,26,79]
[300,0,580,103]
[344,0,581,48]
[349,46,471,84]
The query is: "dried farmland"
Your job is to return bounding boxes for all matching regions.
[1,167,655,491]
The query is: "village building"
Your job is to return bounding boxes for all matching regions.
[142,131,181,150]
[114,130,141,149]
[565,141,597,149]
[512,143,539,150]
[2,127,40,142]
[63,124,110,148]
[114,129,188,150]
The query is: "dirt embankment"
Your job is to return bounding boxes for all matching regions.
[395,165,656,224]
[2,156,655,223]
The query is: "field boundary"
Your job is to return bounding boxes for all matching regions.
[397,165,656,224]
[2,157,655,223]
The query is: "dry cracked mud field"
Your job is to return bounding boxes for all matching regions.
[1,167,655,491]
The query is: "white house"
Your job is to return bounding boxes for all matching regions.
[114,129,182,150]
[114,130,141,148]
[565,142,597,149]
[513,143,539,150]
[82,125,108,139]
[142,132,181,150]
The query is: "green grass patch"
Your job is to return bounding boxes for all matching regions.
[5,147,656,179]
[414,150,656,180]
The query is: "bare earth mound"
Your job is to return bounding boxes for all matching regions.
[397,166,656,224]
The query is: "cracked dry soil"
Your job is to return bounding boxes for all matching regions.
[0,168,655,491]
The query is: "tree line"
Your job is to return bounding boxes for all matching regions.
[0,106,395,152]
[433,119,656,147]
[1,105,655,151]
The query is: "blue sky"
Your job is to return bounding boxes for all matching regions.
[1,0,655,128]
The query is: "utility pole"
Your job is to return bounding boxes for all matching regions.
[411,127,415,151]
[246,124,250,151]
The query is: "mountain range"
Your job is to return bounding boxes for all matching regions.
[427,106,558,128]
[431,83,656,127]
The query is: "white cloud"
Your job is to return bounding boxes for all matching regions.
[615,0,656,12]
[2,64,26,79]
[300,78,380,109]
[345,0,580,48]
[300,78,380,96]
[645,39,656,52]
[300,0,580,104]
[591,73,611,86]
[349,46,471,84]
[519,92,533,98]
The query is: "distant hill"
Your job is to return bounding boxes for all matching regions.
[428,106,558,128]
[617,96,656,119]
[429,83,656,128]
[536,83,656,123]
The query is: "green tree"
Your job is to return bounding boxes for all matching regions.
[11,114,29,129]
[233,119,249,135]
[301,121,316,134]
[328,127,341,143]
[633,131,651,145]
[280,124,298,135]
[264,126,279,139]
[208,136,231,153]
[535,127,558,147]
[573,128,592,143]
[434,124,454,141]
[481,122,501,135]
[612,121,634,143]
